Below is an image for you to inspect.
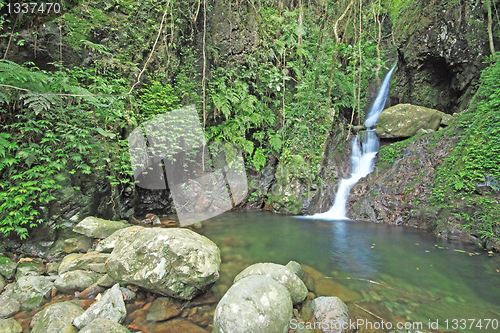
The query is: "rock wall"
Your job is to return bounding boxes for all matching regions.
[392,0,492,113]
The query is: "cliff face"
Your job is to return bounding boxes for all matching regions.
[391,0,492,113]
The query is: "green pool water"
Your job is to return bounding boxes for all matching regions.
[200,211,500,332]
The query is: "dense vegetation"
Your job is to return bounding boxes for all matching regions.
[0,0,498,246]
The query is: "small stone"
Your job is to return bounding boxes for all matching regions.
[88,263,107,273]
[120,287,136,303]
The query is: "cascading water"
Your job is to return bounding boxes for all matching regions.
[308,66,395,220]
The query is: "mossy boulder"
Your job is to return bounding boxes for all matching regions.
[214,275,293,333]
[15,259,45,279]
[376,104,445,138]
[2,275,54,311]
[105,227,220,300]
[73,217,129,239]
[31,301,84,333]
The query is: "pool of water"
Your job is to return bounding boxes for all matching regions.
[200,211,500,332]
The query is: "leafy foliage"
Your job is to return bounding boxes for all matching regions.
[431,54,500,243]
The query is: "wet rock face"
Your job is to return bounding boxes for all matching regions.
[392,1,489,113]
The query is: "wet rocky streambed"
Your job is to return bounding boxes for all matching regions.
[1,211,500,333]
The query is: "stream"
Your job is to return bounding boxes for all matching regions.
[201,211,500,332]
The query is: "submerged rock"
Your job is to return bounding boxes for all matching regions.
[79,318,131,333]
[31,301,83,333]
[73,217,129,239]
[54,270,102,294]
[214,275,293,333]
[376,104,446,138]
[0,318,22,333]
[234,262,308,304]
[301,297,349,333]
[73,284,127,329]
[105,228,220,300]
[146,297,182,321]
[3,275,53,310]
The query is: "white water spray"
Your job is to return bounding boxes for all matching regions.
[307,66,395,220]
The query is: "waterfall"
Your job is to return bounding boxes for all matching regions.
[307,66,395,220]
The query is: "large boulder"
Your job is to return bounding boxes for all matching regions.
[15,259,45,279]
[31,301,84,333]
[54,270,102,294]
[2,275,53,310]
[234,263,308,305]
[73,284,127,329]
[376,104,446,138]
[105,227,220,300]
[214,275,293,333]
[73,217,129,239]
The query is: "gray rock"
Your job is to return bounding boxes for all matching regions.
[0,258,17,280]
[105,228,220,300]
[302,297,349,333]
[95,226,140,253]
[234,263,308,304]
[0,298,20,318]
[0,318,22,333]
[440,114,453,126]
[58,252,109,274]
[0,275,4,291]
[97,274,116,288]
[79,318,131,333]
[214,275,293,333]
[73,284,127,329]
[31,301,83,333]
[15,260,45,279]
[3,275,53,310]
[73,217,129,239]
[54,270,102,294]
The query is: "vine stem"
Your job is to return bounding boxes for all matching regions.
[201,0,207,172]
[3,15,19,60]
[127,0,171,95]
